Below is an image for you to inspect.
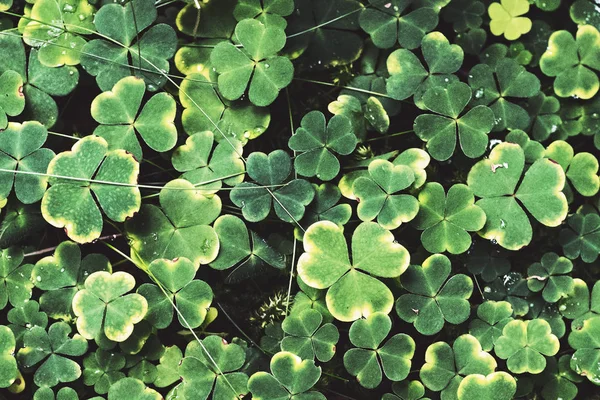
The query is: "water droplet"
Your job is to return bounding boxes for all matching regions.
[384,2,391,8]
[550,124,558,133]
[78,14,86,21]
[264,63,270,69]
[559,304,567,311]
[490,238,498,245]
[62,3,75,12]
[592,112,599,119]
[60,268,65,272]
[484,286,492,293]
[500,219,506,229]
[474,87,485,99]
[36,276,41,282]
[69,71,74,75]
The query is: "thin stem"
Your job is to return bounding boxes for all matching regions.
[363,130,414,143]
[215,302,265,354]
[24,233,123,258]
[294,77,397,100]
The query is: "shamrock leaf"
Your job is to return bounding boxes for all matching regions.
[486,272,531,316]
[0,71,25,129]
[457,372,517,400]
[172,131,245,194]
[469,301,514,351]
[138,257,213,329]
[343,313,415,389]
[506,130,544,164]
[107,377,161,400]
[382,380,429,400]
[7,300,48,346]
[298,183,352,235]
[488,0,532,40]
[0,247,33,309]
[559,212,600,263]
[210,215,285,283]
[526,92,562,141]
[288,111,357,181]
[81,0,177,91]
[297,221,409,321]
[414,82,495,160]
[91,76,177,160]
[540,25,600,100]
[558,279,600,326]
[0,326,18,388]
[234,0,295,29]
[393,148,431,189]
[230,150,315,223]
[210,19,294,106]
[468,58,540,131]
[359,1,438,49]
[281,308,339,362]
[0,122,55,204]
[353,159,419,229]
[41,135,141,244]
[291,276,333,324]
[22,0,95,67]
[396,254,473,335]
[386,31,463,105]
[83,349,126,395]
[527,252,575,303]
[248,351,325,400]
[32,241,111,319]
[537,355,583,400]
[494,319,560,374]
[466,241,511,282]
[568,315,600,384]
[125,179,221,268]
[179,335,249,400]
[467,142,567,250]
[545,140,600,198]
[17,322,88,387]
[420,334,497,399]
[72,271,148,342]
[413,183,486,254]
[442,0,485,33]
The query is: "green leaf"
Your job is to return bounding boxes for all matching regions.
[527,252,574,303]
[469,301,514,351]
[568,315,600,384]
[0,326,18,388]
[0,247,33,309]
[488,0,532,40]
[83,349,126,395]
[413,183,486,254]
[17,322,88,388]
[234,0,294,29]
[383,380,428,400]
[72,271,148,342]
[41,135,141,244]
[0,71,25,129]
[494,319,560,374]
[298,221,410,321]
[544,140,599,197]
[457,372,517,400]
[154,346,183,388]
[281,308,339,362]
[126,179,221,268]
[288,111,357,181]
[210,19,293,106]
[91,76,177,160]
[467,142,567,250]
[559,212,600,263]
[107,377,161,400]
[396,254,473,335]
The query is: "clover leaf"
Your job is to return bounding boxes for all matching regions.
[420,334,497,399]
[413,183,486,254]
[527,92,562,141]
[32,241,111,319]
[7,300,48,346]
[153,345,182,388]
[0,325,18,388]
[466,241,511,282]
[386,31,463,105]
[291,276,333,324]
[568,315,600,384]
[138,257,213,329]
[559,212,600,263]
[298,221,409,322]
[22,0,95,67]
[41,135,141,244]
[281,308,339,362]
[125,179,221,268]
[72,271,148,342]
[540,25,600,100]
[457,372,517,400]
[91,76,177,160]
[83,349,126,395]
[344,312,415,389]
[469,301,514,351]
[396,254,473,335]
[506,130,544,164]
[17,322,87,387]
[442,0,485,32]
[468,58,540,131]
[494,319,560,374]
[234,0,295,29]
[288,111,357,181]
[172,131,245,194]
[230,150,315,223]
[527,252,574,303]
[179,335,249,400]
[559,279,600,326]
[210,19,294,106]
[382,380,429,400]
[485,272,531,316]
[0,121,55,204]
[0,70,25,129]
[393,148,431,189]
[537,355,583,400]
[467,142,568,250]
[0,247,33,309]
[81,0,177,91]
[545,140,600,198]
[488,0,532,40]
[248,351,325,400]
[298,183,352,236]
[353,159,419,229]
[107,377,161,400]
[359,0,438,49]
[414,82,495,160]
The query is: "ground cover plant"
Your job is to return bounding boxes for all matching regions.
[1,0,600,399]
